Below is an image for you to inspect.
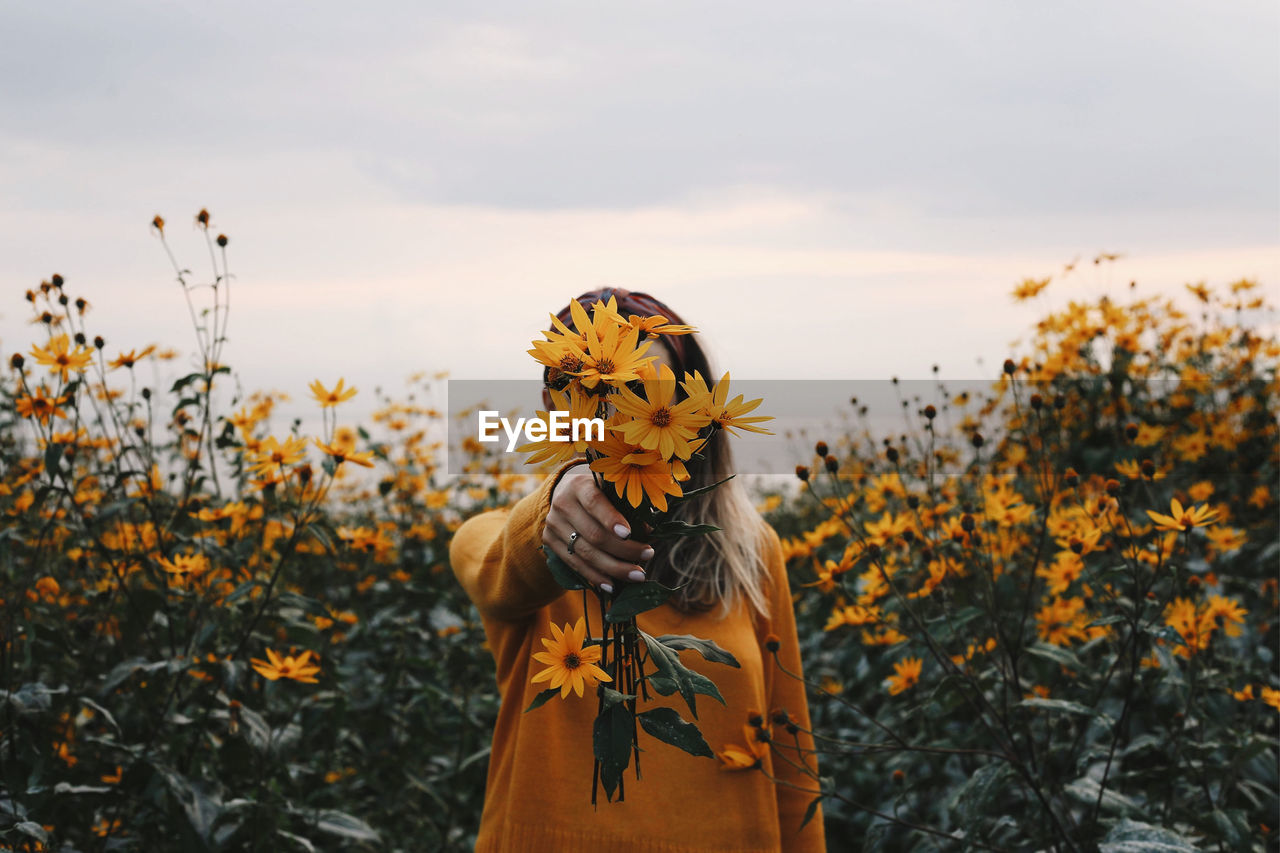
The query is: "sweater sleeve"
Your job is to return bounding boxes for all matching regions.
[758,523,826,853]
[449,460,585,623]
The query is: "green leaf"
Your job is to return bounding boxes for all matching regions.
[668,474,736,503]
[646,519,722,540]
[949,762,1014,827]
[800,796,823,830]
[637,707,713,758]
[606,580,677,622]
[593,703,633,801]
[600,687,635,709]
[1018,697,1114,725]
[640,630,726,718]
[13,823,49,844]
[653,634,740,668]
[43,441,62,479]
[1064,778,1142,817]
[541,546,588,591]
[1024,642,1084,670]
[1098,818,1199,852]
[523,688,559,713]
[171,372,203,393]
[306,809,381,843]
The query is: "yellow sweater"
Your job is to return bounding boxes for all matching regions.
[449,462,826,852]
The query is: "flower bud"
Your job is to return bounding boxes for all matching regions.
[141,387,151,400]
[1063,468,1079,488]
[1105,478,1120,495]
[10,353,24,370]
[216,233,228,247]
[196,208,211,228]
[51,273,64,288]
[763,634,781,653]
[794,465,810,482]
[814,440,828,457]
[886,447,899,463]
[824,454,839,473]
[1030,394,1042,410]
[1140,459,1155,478]
[961,514,975,532]
[74,332,86,346]
[923,404,936,420]
[1003,359,1016,375]
[93,336,104,350]
[1124,422,1138,441]
[971,432,984,449]
[906,495,919,509]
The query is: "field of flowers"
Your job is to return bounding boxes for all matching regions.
[2,213,1276,851]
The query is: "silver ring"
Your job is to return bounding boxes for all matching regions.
[567,531,579,555]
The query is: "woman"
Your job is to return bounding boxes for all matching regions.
[450,289,825,852]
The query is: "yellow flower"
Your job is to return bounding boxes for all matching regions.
[589,423,684,511]
[517,385,599,468]
[1011,277,1050,301]
[1035,596,1096,646]
[309,378,357,407]
[15,386,69,424]
[314,438,376,468]
[1203,594,1247,638]
[157,553,210,588]
[1262,687,1280,713]
[564,298,655,390]
[1146,498,1218,532]
[611,364,711,460]
[717,724,770,770]
[251,648,321,684]
[30,334,93,382]
[530,618,611,699]
[245,436,308,480]
[107,345,156,371]
[682,371,773,437]
[625,313,697,338]
[886,657,922,695]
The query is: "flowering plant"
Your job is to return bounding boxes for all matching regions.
[521,295,771,803]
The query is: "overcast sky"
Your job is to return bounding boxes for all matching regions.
[1,1,1276,431]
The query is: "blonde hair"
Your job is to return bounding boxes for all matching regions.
[649,426,770,619]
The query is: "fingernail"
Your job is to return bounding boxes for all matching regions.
[599,583,614,594]
[640,547,655,561]
[614,524,631,539]
[627,569,647,583]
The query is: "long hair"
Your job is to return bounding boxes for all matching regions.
[549,288,769,618]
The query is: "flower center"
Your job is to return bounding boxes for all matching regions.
[559,354,583,373]
[651,407,672,427]
[594,358,616,375]
[563,653,581,670]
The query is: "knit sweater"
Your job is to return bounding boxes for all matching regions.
[449,461,826,852]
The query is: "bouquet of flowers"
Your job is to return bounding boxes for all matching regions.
[520,295,771,803]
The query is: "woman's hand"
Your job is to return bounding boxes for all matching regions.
[542,464,654,593]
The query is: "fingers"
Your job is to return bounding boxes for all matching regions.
[563,495,654,565]
[544,513,646,590]
[542,521,615,591]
